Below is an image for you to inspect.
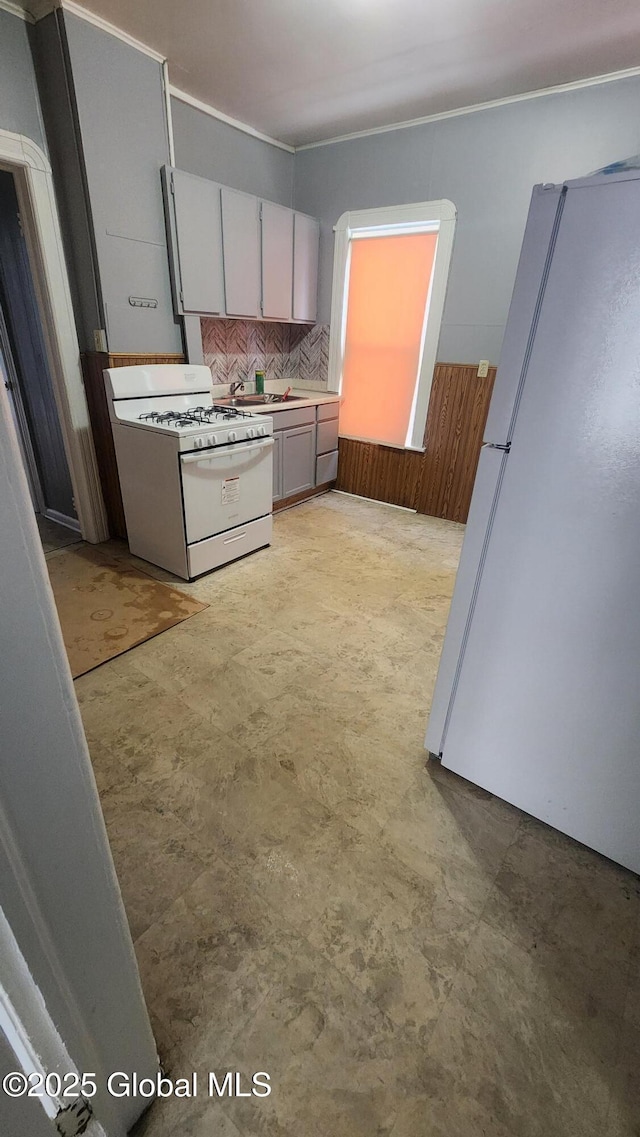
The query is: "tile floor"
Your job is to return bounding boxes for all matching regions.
[36,511,81,553]
[71,492,640,1137]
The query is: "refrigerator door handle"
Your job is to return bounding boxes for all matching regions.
[485,442,511,452]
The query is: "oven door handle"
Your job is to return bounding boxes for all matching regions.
[180,437,274,464]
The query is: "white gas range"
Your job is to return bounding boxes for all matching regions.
[104,365,274,580]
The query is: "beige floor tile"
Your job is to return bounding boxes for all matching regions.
[72,491,638,1137]
[604,1020,640,1136]
[101,782,209,940]
[130,1062,244,1137]
[482,827,640,1017]
[134,860,305,1068]
[389,1094,513,1137]
[380,773,520,915]
[219,944,428,1137]
[425,920,622,1137]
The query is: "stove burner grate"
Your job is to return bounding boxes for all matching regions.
[138,403,255,427]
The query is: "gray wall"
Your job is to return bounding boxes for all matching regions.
[63,12,182,354]
[30,11,102,353]
[294,76,640,363]
[171,96,294,207]
[0,9,46,152]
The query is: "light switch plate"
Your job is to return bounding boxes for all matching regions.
[93,328,107,352]
[477,359,489,378]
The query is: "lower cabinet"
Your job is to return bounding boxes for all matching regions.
[271,400,340,505]
[272,431,283,502]
[272,421,316,501]
[282,424,317,497]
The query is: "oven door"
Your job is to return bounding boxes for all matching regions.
[180,437,274,544]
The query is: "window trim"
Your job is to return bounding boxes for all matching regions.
[328,199,456,451]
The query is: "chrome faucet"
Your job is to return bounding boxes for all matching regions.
[229,380,245,396]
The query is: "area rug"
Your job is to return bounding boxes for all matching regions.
[46,544,207,678]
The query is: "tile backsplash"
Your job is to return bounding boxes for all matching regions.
[201,318,330,387]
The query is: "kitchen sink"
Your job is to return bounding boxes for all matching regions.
[215,394,306,406]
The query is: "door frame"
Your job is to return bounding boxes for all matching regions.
[0,128,108,543]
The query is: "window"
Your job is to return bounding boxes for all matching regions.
[328,201,456,451]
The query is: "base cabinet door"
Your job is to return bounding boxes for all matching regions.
[272,431,283,502]
[282,424,316,497]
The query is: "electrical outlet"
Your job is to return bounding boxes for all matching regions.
[93,328,107,352]
[477,359,489,378]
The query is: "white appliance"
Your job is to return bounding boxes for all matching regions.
[426,169,640,874]
[104,365,274,580]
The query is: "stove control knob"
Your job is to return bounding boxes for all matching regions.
[247,427,256,438]
[208,434,218,446]
[228,430,237,442]
[257,424,266,437]
[195,436,204,448]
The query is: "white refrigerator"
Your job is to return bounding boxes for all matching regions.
[425,169,640,875]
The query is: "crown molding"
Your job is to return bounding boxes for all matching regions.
[296,64,640,150]
[0,0,34,21]
[6,0,639,155]
[169,86,295,154]
[60,0,165,60]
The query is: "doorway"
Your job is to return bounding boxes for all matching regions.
[0,169,79,544]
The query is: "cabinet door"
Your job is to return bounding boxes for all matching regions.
[221,187,261,317]
[272,430,283,502]
[282,424,316,497]
[170,169,224,315]
[261,201,293,320]
[293,213,319,322]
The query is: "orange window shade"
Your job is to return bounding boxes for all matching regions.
[340,232,438,448]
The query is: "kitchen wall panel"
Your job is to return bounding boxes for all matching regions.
[0,9,46,152]
[294,75,640,365]
[62,12,182,354]
[171,97,294,207]
[30,12,102,352]
[336,362,496,523]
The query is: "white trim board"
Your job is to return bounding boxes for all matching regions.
[169,86,295,154]
[60,0,165,59]
[297,64,640,150]
[328,200,456,453]
[0,128,108,542]
[0,0,33,20]
[7,0,640,152]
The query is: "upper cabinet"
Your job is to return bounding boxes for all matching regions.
[261,201,294,320]
[163,166,319,324]
[293,213,319,323]
[166,169,225,316]
[220,187,261,318]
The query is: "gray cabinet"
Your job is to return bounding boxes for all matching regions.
[272,431,283,502]
[261,201,294,320]
[282,424,317,497]
[167,169,224,315]
[315,400,339,486]
[163,167,319,326]
[220,186,261,317]
[293,212,320,323]
[271,405,317,501]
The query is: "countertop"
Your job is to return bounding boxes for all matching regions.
[248,389,340,414]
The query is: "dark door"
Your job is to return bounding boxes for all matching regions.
[0,170,76,522]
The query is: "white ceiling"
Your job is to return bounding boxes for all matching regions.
[34,0,640,145]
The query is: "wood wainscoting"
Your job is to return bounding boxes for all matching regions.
[336,362,496,524]
[81,351,184,539]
